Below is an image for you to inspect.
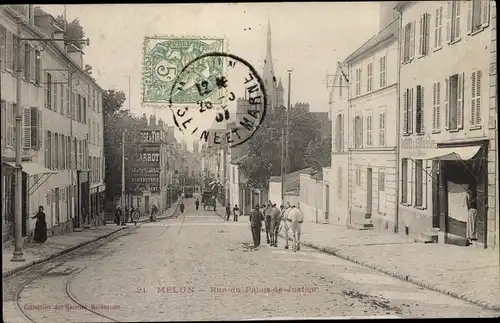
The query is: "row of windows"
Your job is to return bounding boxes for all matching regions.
[45,131,88,171]
[352,112,386,149]
[402,1,490,64]
[44,186,76,226]
[401,158,428,209]
[1,102,42,150]
[354,55,387,96]
[402,69,483,136]
[88,118,101,146]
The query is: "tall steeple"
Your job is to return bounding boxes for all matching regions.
[262,16,277,111]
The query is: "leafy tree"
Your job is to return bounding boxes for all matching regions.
[241,106,321,188]
[305,136,332,172]
[55,15,88,50]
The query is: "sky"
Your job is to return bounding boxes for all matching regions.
[40,3,380,149]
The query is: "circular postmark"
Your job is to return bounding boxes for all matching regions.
[168,52,267,148]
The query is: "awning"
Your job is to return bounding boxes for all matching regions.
[4,161,57,176]
[423,146,481,161]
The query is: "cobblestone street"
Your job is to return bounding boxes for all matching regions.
[3,198,499,322]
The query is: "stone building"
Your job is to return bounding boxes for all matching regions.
[396,1,497,248]
[1,5,105,242]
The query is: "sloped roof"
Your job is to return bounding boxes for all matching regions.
[268,167,315,193]
[344,18,399,64]
[231,153,248,165]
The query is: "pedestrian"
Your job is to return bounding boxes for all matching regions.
[130,206,135,222]
[233,204,240,222]
[249,204,264,249]
[32,206,47,243]
[125,206,129,223]
[180,202,185,213]
[226,204,231,221]
[466,186,478,243]
[264,202,273,244]
[195,199,200,210]
[115,206,123,225]
[150,205,158,222]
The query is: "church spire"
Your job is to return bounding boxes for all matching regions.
[263,16,277,110]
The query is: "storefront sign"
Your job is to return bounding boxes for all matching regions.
[128,146,161,193]
[401,137,437,149]
[140,130,162,143]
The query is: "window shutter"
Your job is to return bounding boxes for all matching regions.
[52,133,56,169]
[6,31,13,71]
[434,8,440,48]
[44,73,49,108]
[422,161,428,208]
[8,103,14,147]
[476,70,482,124]
[436,82,441,129]
[445,78,449,130]
[432,83,437,129]
[467,0,473,34]
[455,1,461,40]
[409,21,416,59]
[53,81,58,112]
[481,0,490,27]
[360,117,363,148]
[446,1,452,43]
[438,7,444,46]
[408,88,414,134]
[60,84,64,114]
[30,50,35,82]
[420,86,425,133]
[424,13,430,55]
[408,162,413,205]
[0,101,5,147]
[401,26,406,63]
[22,107,31,149]
[418,15,424,57]
[457,72,464,129]
[403,90,408,134]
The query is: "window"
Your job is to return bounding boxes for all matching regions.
[83,97,87,123]
[367,63,373,92]
[45,73,52,109]
[402,21,415,62]
[24,43,30,79]
[60,85,64,114]
[432,82,442,131]
[355,168,361,186]
[46,131,52,169]
[34,50,41,85]
[335,114,344,152]
[434,6,444,49]
[467,0,489,35]
[445,73,464,130]
[97,93,101,113]
[0,101,5,146]
[418,13,430,57]
[52,77,58,112]
[232,167,235,183]
[61,135,66,169]
[66,88,70,115]
[72,92,76,119]
[5,31,14,71]
[77,94,82,122]
[379,56,386,87]
[355,68,361,95]
[470,70,482,127]
[401,158,408,204]
[448,1,462,43]
[403,88,414,134]
[414,159,426,208]
[66,136,71,170]
[366,114,373,146]
[415,85,425,134]
[337,166,342,200]
[354,116,363,148]
[97,122,100,145]
[73,138,77,169]
[379,111,386,146]
[54,133,59,169]
[3,101,14,147]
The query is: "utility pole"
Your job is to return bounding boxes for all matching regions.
[121,130,125,225]
[286,69,292,174]
[12,17,24,262]
[280,128,285,206]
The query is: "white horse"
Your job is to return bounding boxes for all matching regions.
[281,206,304,252]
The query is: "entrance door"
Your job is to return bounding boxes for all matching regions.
[144,196,150,215]
[325,184,330,220]
[366,168,372,216]
[432,161,440,228]
[378,170,386,214]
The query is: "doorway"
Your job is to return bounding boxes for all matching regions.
[144,195,150,215]
[378,170,386,214]
[366,168,372,216]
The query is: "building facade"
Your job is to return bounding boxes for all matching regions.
[345,16,400,231]
[1,5,105,242]
[396,1,497,248]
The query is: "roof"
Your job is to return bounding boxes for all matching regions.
[268,167,314,192]
[344,18,399,64]
[231,153,248,165]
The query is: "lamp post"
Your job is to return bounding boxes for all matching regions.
[121,130,125,225]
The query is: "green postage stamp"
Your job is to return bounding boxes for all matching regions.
[142,36,225,105]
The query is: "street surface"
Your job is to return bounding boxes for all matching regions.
[3,195,499,322]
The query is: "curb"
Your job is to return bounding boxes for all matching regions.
[277,232,500,312]
[3,227,127,279]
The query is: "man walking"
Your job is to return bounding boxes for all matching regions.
[233,204,240,222]
[195,199,200,210]
[249,204,264,249]
[225,204,231,221]
[264,202,273,244]
[115,206,123,226]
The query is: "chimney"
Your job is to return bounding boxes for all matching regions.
[379,1,398,31]
[67,44,83,69]
[53,23,66,51]
[29,5,34,24]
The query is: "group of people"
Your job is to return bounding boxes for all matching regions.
[114,205,141,225]
[249,201,284,249]
[225,204,240,221]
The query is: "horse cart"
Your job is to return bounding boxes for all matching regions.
[202,191,216,211]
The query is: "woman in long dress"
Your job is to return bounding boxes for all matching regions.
[32,206,47,243]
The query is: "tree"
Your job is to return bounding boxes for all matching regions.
[241,106,322,188]
[102,90,142,201]
[55,15,88,50]
[305,136,332,172]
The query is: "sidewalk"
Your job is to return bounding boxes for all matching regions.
[277,220,500,311]
[2,198,181,279]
